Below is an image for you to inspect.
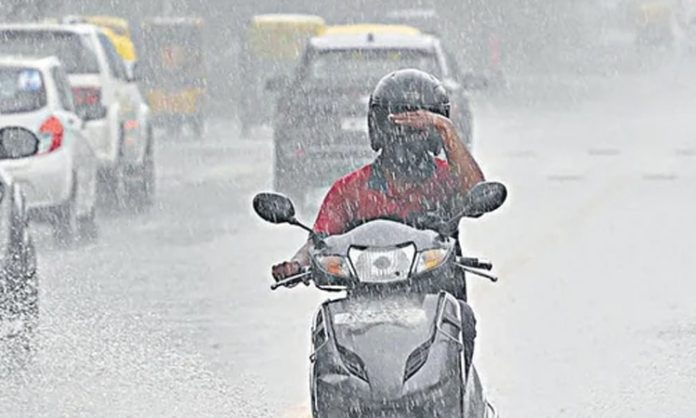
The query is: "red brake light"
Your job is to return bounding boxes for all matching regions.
[72,87,101,106]
[39,116,64,153]
[123,119,139,130]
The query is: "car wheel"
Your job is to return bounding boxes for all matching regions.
[98,124,128,209]
[51,178,79,246]
[125,136,155,211]
[77,205,99,242]
[98,164,127,210]
[5,194,39,351]
[18,269,39,350]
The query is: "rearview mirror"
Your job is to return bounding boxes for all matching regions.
[253,192,296,224]
[460,182,507,218]
[0,128,39,159]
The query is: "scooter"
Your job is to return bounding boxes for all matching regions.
[253,181,506,418]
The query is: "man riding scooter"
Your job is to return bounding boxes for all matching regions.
[272,69,486,366]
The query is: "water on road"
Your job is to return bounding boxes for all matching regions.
[0,66,694,417]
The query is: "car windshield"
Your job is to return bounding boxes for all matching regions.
[0,30,100,74]
[0,67,46,113]
[307,48,440,86]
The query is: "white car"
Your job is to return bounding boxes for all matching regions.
[0,23,154,208]
[0,56,98,242]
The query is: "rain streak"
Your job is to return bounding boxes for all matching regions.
[0,0,695,417]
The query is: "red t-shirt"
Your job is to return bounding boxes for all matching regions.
[313,158,458,236]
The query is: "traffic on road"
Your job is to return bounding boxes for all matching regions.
[0,2,694,417]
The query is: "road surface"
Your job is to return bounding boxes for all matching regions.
[0,65,694,417]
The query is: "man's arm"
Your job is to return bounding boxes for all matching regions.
[390,110,485,193]
[434,115,485,191]
[291,240,312,265]
[272,180,347,281]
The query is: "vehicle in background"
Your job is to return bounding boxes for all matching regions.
[0,167,37,348]
[0,23,155,209]
[323,23,421,37]
[62,15,138,76]
[239,14,326,135]
[385,8,507,89]
[627,0,680,48]
[0,57,98,243]
[140,17,206,138]
[269,27,484,205]
[384,8,441,35]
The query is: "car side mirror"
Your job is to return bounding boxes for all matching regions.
[265,75,289,92]
[461,73,489,90]
[253,192,296,224]
[126,62,139,83]
[0,128,39,159]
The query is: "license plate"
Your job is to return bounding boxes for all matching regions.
[341,117,367,132]
[334,308,427,327]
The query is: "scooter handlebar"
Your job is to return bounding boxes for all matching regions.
[270,267,312,290]
[457,257,493,271]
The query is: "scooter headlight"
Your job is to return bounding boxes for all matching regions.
[316,255,352,278]
[413,248,450,274]
[348,244,416,283]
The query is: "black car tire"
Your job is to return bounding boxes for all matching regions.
[5,186,39,351]
[98,164,128,211]
[51,178,80,246]
[99,165,124,210]
[77,205,99,242]
[125,134,155,212]
[98,126,128,210]
[18,269,39,350]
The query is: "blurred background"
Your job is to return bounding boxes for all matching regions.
[10,0,694,116]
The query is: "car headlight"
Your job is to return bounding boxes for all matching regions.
[348,244,416,283]
[316,255,352,278]
[413,248,450,274]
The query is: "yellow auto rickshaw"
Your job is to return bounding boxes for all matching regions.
[628,0,676,47]
[61,15,138,74]
[85,16,137,71]
[140,17,206,136]
[239,14,326,134]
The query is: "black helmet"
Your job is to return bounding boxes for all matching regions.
[368,69,450,152]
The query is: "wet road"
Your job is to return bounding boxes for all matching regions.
[0,66,694,417]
